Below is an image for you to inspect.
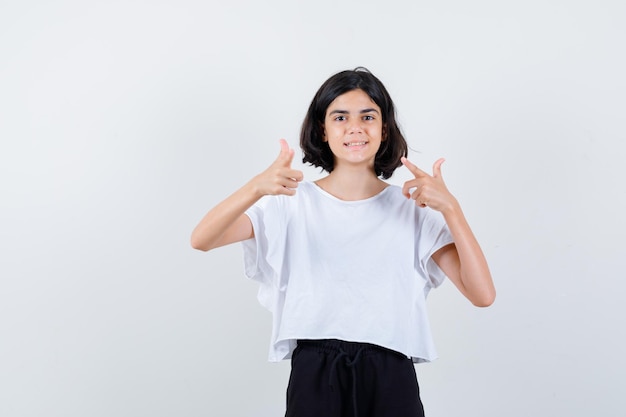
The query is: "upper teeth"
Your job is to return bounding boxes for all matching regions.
[346,142,366,146]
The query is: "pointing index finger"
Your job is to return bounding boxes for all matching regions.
[401,157,427,177]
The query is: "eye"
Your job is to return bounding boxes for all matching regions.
[334,115,346,121]
[363,115,374,121]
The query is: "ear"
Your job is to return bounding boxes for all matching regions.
[321,122,328,142]
[382,124,387,141]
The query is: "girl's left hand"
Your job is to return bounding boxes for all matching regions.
[401,157,458,213]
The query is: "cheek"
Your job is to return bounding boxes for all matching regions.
[367,126,383,139]
[324,128,340,141]
[378,126,387,140]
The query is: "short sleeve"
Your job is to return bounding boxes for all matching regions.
[241,204,265,282]
[241,196,289,309]
[416,209,455,289]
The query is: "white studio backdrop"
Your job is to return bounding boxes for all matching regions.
[1,1,625,416]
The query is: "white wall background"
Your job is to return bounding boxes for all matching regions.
[1,1,625,416]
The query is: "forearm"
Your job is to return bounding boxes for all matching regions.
[441,202,496,307]
[191,140,304,252]
[190,180,261,251]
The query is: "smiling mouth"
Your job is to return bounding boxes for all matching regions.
[344,141,367,147]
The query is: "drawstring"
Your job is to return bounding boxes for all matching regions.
[328,346,365,417]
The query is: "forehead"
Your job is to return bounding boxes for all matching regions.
[326,89,379,113]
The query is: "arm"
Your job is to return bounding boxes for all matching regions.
[401,157,496,307]
[431,206,495,307]
[190,139,303,251]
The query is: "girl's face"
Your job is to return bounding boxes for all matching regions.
[323,89,384,171]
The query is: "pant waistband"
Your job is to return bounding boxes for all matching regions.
[296,339,400,357]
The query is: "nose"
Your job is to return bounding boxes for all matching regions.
[348,119,363,134]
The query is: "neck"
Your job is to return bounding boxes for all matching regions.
[315,165,387,201]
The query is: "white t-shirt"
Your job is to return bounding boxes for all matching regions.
[242,181,454,363]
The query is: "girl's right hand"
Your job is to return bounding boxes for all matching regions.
[251,139,304,197]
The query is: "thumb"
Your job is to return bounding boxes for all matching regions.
[432,158,445,178]
[277,138,294,166]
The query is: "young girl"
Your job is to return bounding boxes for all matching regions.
[191,67,495,417]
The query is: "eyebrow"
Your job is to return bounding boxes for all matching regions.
[328,108,380,115]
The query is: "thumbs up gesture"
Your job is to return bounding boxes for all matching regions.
[252,139,304,197]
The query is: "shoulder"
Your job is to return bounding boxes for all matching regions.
[380,185,445,222]
[383,183,403,196]
[252,181,316,213]
[298,180,316,193]
[379,184,409,206]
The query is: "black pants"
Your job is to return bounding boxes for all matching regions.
[285,339,425,417]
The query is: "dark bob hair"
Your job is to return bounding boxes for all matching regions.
[300,67,408,179]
